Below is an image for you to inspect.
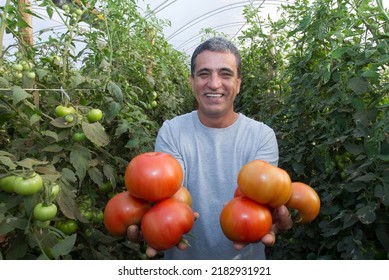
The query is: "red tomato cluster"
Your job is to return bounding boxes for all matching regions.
[220,160,321,243]
[104,152,195,251]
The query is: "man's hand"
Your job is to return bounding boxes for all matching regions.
[233,205,292,250]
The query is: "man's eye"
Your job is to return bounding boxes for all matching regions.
[221,72,233,78]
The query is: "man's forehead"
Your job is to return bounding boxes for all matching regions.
[195,51,238,70]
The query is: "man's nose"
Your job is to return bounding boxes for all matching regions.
[207,73,222,89]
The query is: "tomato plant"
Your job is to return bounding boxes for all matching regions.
[13,173,44,196]
[33,203,58,221]
[141,198,195,250]
[86,108,103,122]
[103,191,151,236]
[54,105,76,117]
[171,186,192,206]
[237,160,292,208]
[220,196,272,243]
[285,182,321,223]
[124,152,183,202]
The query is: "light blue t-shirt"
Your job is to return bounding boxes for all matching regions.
[154,111,279,260]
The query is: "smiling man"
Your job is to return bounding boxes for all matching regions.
[190,48,241,128]
[128,37,292,260]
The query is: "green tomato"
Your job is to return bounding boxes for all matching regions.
[73,132,86,142]
[0,175,17,193]
[151,91,158,100]
[26,71,36,79]
[86,108,103,122]
[55,105,76,117]
[64,114,74,123]
[12,63,23,71]
[93,210,104,223]
[98,182,112,193]
[81,209,94,221]
[14,72,23,79]
[57,219,78,235]
[150,100,158,108]
[13,173,43,196]
[51,184,60,200]
[33,203,58,221]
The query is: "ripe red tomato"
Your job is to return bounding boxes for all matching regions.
[237,160,292,208]
[141,198,195,250]
[171,186,192,207]
[124,152,183,202]
[220,196,272,243]
[103,191,151,236]
[285,182,321,223]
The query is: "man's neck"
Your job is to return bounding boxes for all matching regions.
[197,111,238,128]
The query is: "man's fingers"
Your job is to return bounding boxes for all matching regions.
[145,246,159,258]
[261,231,276,246]
[233,242,245,250]
[127,224,141,242]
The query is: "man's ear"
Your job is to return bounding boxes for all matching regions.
[189,75,195,95]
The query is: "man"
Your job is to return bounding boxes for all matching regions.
[129,37,292,259]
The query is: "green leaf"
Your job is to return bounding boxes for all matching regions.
[61,168,77,183]
[107,81,123,105]
[12,86,32,105]
[41,130,59,142]
[82,121,110,147]
[0,77,9,88]
[356,204,376,224]
[125,138,140,149]
[342,142,364,155]
[0,155,17,170]
[332,47,349,59]
[361,69,378,78]
[375,184,389,207]
[51,234,77,259]
[88,167,104,186]
[70,146,91,183]
[354,173,376,182]
[103,164,116,188]
[16,158,48,169]
[42,144,63,153]
[29,114,41,125]
[348,77,368,95]
[375,224,389,253]
[104,101,121,123]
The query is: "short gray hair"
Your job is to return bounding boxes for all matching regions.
[190,37,242,78]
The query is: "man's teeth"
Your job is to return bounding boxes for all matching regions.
[206,94,223,97]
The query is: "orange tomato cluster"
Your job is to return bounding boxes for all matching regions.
[220,160,320,243]
[103,152,195,251]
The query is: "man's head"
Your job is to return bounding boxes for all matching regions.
[190,37,242,78]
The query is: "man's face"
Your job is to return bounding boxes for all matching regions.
[190,50,241,118]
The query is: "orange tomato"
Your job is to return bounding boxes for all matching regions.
[285,182,320,223]
[237,160,292,208]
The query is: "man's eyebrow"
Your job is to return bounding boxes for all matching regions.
[195,67,235,75]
